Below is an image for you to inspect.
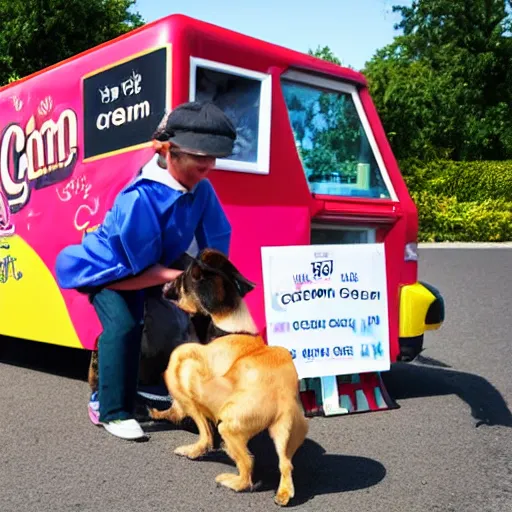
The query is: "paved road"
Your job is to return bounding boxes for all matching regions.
[1,248,511,512]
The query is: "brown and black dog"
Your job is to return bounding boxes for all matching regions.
[149,249,309,506]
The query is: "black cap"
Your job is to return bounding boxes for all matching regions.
[154,101,237,158]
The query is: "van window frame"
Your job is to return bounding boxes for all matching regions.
[280,69,398,202]
[311,222,377,245]
[189,56,272,175]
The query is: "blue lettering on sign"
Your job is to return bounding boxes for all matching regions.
[293,273,312,285]
[281,287,336,306]
[333,345,354,357]
[340,272,359,283]
[302,347,330,361]
[368,315,380,326]
[292,318,360,333]
[289,349,297,360]
[361,342,384,359]
[328,317,357,332]
[360,315,381,335]
[292,319,327,332]
[372,342,384,358]
[311,259,334,280]
[339,288,381,300]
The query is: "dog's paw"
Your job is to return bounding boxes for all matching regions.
[174,443,207,459]
[215,473,252,492]
[147,405,183,424]
[147,408,160,419]
[274,487,294,506]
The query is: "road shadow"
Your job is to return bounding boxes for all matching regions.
[0,335,90,381]
[0,338,386,505]
[383,358,512,428]
[151,431,386,506]
[3,336,510,430]
[256,433,386,505]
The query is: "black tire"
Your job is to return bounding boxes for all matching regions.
[398,334,424,362]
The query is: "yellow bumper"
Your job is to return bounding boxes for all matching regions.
[399,281,445,338]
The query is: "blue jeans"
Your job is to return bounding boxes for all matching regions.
[91,289,145,423]
[91,286,192,423]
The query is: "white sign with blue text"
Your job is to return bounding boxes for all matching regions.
[261,243,390,380]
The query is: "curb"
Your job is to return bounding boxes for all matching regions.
[419,242,512,249]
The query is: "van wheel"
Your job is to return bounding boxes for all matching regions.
[398,334,424,362]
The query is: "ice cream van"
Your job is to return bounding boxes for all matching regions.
[0,14,444,413]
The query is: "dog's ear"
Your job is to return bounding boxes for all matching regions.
[190,261,203,281]
[198,249,229,270]
[230,270,256,297]
[219,262,256,298]
[197,249,256,297]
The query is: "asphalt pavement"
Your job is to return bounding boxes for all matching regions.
[0,247,511,512]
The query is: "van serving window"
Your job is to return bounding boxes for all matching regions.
[281,70,396,200]
[310,223,377,245]
[189,57,271,174]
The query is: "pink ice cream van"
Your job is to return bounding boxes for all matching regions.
[0,14,444,415]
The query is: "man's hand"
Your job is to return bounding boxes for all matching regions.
[107,264,183,291]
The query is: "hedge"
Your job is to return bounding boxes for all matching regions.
[411,191,512,242]
[401,159,512,202]
[401,159,512,242]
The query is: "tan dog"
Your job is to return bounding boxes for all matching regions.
[149,249,308,506]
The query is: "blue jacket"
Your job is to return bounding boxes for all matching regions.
[55,155,231,290]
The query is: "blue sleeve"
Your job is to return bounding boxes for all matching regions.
[194,180,231,256]
[55,184,164,289]
[106,187,163,275]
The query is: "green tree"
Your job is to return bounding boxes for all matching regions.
[297,45,377,188]
[363,0,512,161]
[289,88,361,180]
[308,45,342,66]
[0,0,144,86]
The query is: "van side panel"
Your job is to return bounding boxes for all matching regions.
[0,24,172,349]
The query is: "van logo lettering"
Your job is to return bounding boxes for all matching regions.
[0,109,78,213]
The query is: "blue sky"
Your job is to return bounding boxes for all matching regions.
[133,0,410,71]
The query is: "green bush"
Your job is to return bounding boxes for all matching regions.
[399,158,446,191]
[411,191,512,242]
[430,161,512,202]
[400,159,512,241]
[401,159,512,202]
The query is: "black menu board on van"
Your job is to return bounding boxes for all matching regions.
[83,46,168,161]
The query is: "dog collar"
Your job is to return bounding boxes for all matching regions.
[207,323,258,341]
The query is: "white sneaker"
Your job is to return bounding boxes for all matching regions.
[102,419,147,440]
